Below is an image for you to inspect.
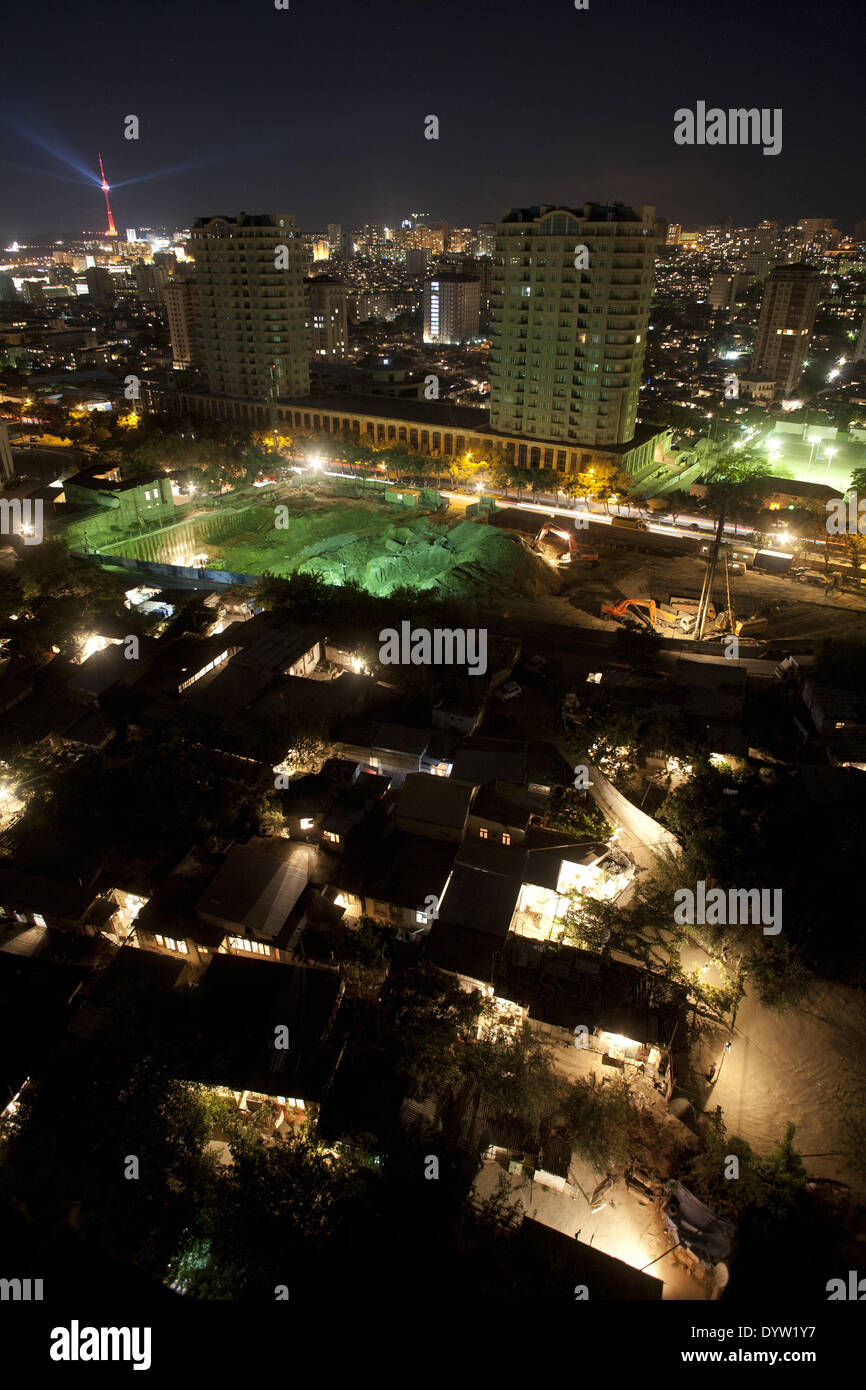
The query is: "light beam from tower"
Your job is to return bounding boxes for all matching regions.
[98,153,118,237]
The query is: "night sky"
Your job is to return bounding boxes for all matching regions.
[1,0,862,241]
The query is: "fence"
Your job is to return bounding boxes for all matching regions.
[70,550,258,586]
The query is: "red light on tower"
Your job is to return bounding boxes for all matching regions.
[98,153,118,237]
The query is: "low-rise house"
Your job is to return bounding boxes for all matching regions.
[186,952,345,1114]
[196,840,310,955]
[801,678,866,738]
[469,782,537,846]
[281,759,360,840]
[363,831,455,934]
[451,736,527,786]
[0,866,113,937]
[319,769,391,848]
[395,772,476,843]
[336,720,433,777]
[62,466,175,527]
[230,621,325,677]
[68,639,155,704]
[517,1217,663,1301]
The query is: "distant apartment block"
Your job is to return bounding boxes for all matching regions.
[423,273,481,344]
[306,274,349,359]
[164,280,197,369]
[748,263,821,397]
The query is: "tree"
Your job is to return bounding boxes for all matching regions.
[683,1120,807,1228]
[381,963,486,1099]
[465,1025,564,1133]
[665,488,692,525]
[560,1073,635,1172]
[0,999,210,1279]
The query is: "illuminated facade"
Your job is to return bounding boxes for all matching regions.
[489,203,656,447]
[190,213,310,401]
[423,272,481,344]
[748,263,821,397]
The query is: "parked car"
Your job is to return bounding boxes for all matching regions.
[497,681,523,702]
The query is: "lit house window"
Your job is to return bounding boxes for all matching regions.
[323,830,341,844]
[300,817,315,830]
[502,833,511,846]
[479,828,488,840]
[155,934,188,954]
[228,936,272,957]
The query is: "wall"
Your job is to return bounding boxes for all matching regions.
[587,761,681,859]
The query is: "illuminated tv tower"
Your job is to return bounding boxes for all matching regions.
[98,154,118,237]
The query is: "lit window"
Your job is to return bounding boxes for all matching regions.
[416,910,427,924]
[300,817,315,830]
[502,833,511,846]
[479,828,488,840]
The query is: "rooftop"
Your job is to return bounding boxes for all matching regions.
[196,842,308,939]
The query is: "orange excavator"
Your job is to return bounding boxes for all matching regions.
[532,518,598,565]
[600,598,657,628]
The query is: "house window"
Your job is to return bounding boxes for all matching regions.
[323,830,341,844]
[479,827,489,839]
[502,833,511,846]
[300,817,315,830]
[416,910,427,924]
[228,936,271,957]
[155,934,188,954]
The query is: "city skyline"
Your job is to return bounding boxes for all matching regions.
[1,0,860,242]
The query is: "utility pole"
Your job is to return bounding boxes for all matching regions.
[696,497,727,641]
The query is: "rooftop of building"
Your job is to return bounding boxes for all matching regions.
[396,771,477,829]
[196,841,308,939]
[500,202,647,225]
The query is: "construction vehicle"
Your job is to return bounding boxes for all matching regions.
[600,598,657,629]
[532,518,598,565]
[602,596,725,635]
[753,550,794,575]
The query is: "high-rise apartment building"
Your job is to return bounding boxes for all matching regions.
[85,266,115,305]
[709,271,746,313]
[442,254,494,331]
[748,263,821,397]
[134,261,169,303]
[190,213,310,401]
[164,280,197,369]
[423,273,481,344]
[306,274,349,359]
[488,202,656,446]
